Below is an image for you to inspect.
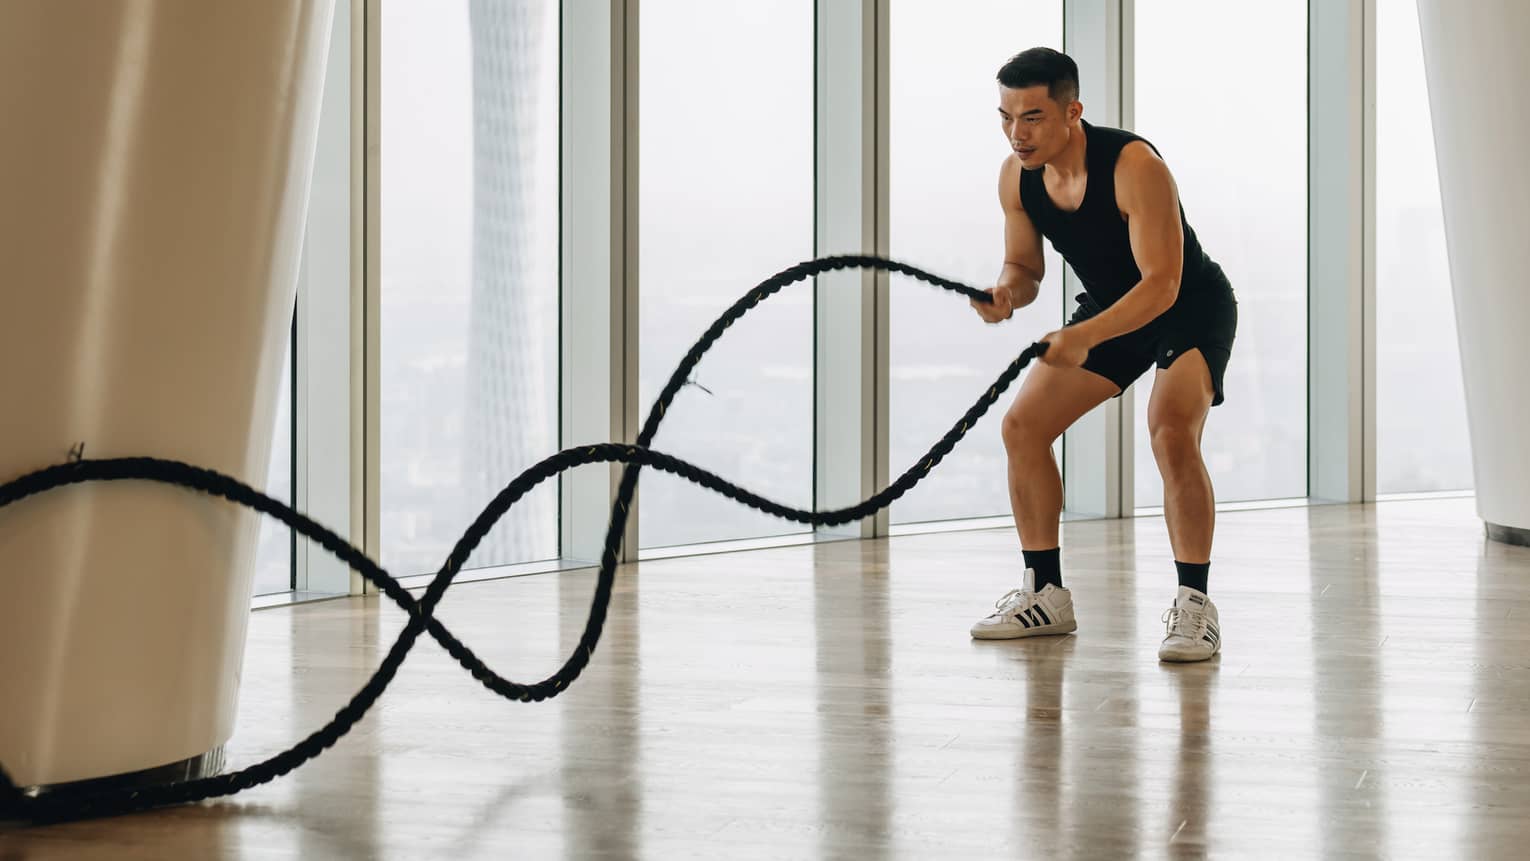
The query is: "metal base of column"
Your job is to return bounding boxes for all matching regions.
[1487,522,1530,548]
[18,747,225,801]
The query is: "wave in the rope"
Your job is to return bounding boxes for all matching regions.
[0,255,1045,823]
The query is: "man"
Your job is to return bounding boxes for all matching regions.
[967,47,1237,663]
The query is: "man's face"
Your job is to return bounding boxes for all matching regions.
[998,84,1080,169]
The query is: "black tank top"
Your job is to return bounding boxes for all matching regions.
[1019,119,1231,314]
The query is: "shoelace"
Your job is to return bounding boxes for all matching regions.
[993,588,1038,616]
[1161,606,1207,640]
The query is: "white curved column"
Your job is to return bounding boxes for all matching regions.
[1417,0,1530,545]
[0,0,334,786]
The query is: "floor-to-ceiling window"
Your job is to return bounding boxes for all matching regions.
[1133,0,1308,507]
[290,1,1434,594]
[637,0,815,550]
[1376,0,1472,495]
[381,0,561,578]
[888,1,1065,526]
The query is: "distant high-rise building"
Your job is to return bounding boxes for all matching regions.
[465,0,556,565]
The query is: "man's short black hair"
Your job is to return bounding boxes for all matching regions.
[996,47,1079,106]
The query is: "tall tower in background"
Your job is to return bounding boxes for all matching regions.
[465,0,556,564]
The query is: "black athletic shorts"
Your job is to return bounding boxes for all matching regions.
[1065,290,1238,406]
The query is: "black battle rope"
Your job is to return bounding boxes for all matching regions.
[0,254,1048,824]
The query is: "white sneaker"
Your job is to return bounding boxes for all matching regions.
[970,569,1077,639]
[1158,586,1221,662]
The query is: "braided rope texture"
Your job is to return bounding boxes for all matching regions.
[0,254,1046,823]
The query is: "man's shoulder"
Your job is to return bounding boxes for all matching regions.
[999,151,1029,211]
[1111,138,1177,216]
[1116,139,1164,169]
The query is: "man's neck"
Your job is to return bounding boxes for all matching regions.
[1047,122,1089,181]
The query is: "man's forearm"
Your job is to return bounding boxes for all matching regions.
[1071,278,1177,346]
[998,262,1042,309]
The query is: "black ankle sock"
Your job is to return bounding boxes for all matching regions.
[1175,561,1210,595]
[1023,548,1062,591]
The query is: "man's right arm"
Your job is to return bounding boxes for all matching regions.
[998,153,1045,309]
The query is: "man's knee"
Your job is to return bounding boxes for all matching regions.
[1149,421,1201,473]
[1001,408,1054,454]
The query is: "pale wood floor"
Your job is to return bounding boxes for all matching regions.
[6,498,1530,859]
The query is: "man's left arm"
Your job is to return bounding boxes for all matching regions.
[1041,143,1184,366]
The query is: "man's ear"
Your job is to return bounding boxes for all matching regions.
[1069,100,1084,123]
